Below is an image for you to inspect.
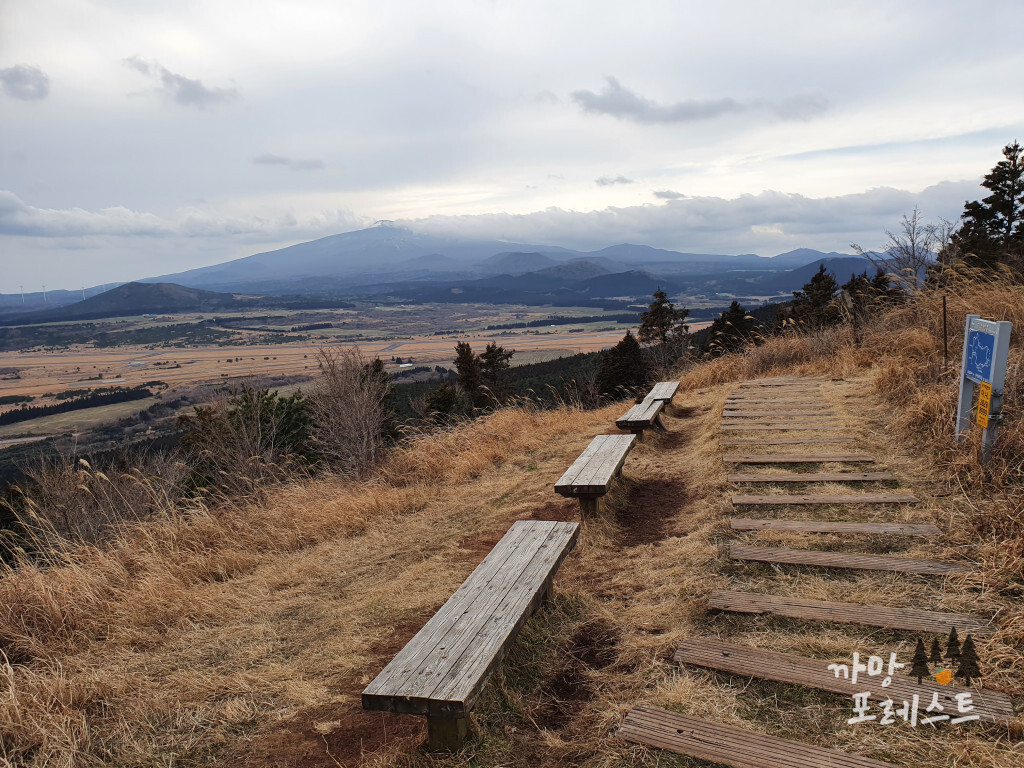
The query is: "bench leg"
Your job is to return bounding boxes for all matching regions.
[426,715,470,750]
[654,413,668,431]
[630,428,645,442]
[578,496,600,517]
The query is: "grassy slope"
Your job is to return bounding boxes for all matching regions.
[3,278,1023,767]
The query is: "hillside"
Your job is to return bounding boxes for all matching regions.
[3,282,247,324]
[2,279,1021,767]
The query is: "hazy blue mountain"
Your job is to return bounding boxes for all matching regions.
[2,282,245,324]
[532,260,613,281]
[478,251,562,274]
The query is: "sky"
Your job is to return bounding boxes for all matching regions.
[2,0,1023,291]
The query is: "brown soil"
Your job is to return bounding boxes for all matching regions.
[615,478,692,546]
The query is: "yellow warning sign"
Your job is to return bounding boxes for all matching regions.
[977,381,992,428]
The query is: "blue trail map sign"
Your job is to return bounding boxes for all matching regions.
[965,328,996,383]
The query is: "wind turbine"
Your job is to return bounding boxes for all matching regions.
[42,284,47,302]
[19,285,24,304]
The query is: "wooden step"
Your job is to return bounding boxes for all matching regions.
[729,518,940,535]
[728,472,894,482]
[730,544,970,575]
[721,424,844,431]
[723,410,837,417]
[720,450,872,462]
[619,705,898,768]
[707,590,995,635]
[720,437,856,446]
[674,637,1014,724]
[726,400,828,406]
[732,493,919,505]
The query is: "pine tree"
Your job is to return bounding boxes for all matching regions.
[929,638,943,667]
[955,635,982,686]
[595,330,650,397]
[909,638,931,684]
[479,342,514,402]
[706,301,757,355]
[638,288,690,346]
[953,141,1024,269]
[790,264,840,328]
[946,626,962,664]
[453,342,485,407]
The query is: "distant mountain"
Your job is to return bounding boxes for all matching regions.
[578,270,679,297]
[3,282,246,324]
[532,260,612,281]
[144,224,580,291]
[479,251,561,274]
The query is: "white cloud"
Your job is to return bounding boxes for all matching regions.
[0,64,50,100]
[595,175,634,186]
[123,55,239,109]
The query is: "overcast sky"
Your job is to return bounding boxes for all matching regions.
[2,0,1022,291]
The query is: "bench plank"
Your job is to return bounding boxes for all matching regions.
[646,381,680,402]
[362,520,579,719]
[554,434,636,496]
[674,638,1014,724]
[616,398,665,430]
[723,453,873,463]
[730,518,940,535]
[620,705,898,768]
[707,590,995,635]
[730,544,971,575]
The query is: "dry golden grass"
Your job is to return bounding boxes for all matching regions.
[2,279,1024,767]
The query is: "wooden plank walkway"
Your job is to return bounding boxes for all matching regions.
[706,590,995,635]
[619,705,898,768]
[732,493,919,505]
[730,518,941,535]
[675,638,1014,724]
[723,410,837,417]
[728,471,894,482]
[721,424,844,431]
[730,544,971,575]
[720,437,856,446]
[723,453,873,463]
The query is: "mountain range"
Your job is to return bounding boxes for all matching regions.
[1,223,883,319]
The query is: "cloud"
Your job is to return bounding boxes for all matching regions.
[571,77,828,124]
[0,189,362,241]
[0,64,50,100]
[408,179,977,256]
[653,190,686,200]
[253,153,326,171]
[595,175,633,186]
[123,55,239,109]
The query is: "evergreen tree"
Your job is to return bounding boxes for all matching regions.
[953,141,1024,269]
[424,381,467,419]
[453,342,485,407]
[909,638,931,684]
[595,330,650,397]
[479,342,514,401]
[955,635,982,686]
[706,301,757,355]
[638,288,690,346]
[362,357,397,439]
[946,626,962,664]
[928,638,944,667]
[790,264,840,328]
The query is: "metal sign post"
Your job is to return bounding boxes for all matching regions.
[955,314,1012,464]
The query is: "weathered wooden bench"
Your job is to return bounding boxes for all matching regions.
[645,380,680,403]
[615,381,680,435]
[361,519,580,750]
[554,433,636,515]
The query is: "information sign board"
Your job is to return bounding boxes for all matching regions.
[956,314,1012,464]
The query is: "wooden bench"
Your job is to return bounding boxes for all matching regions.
[554,433,636,515]
[361,519,580,750]
[615,380,680,436]
[616,397,666,435]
